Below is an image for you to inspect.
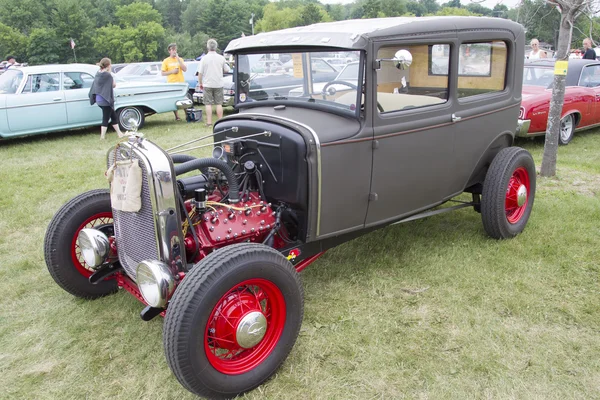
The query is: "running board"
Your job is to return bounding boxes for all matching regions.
[392,203,474,225]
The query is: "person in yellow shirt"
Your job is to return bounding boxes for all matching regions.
[161,43,187,121]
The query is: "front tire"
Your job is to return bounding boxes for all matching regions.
[117,106,145,131]
[559,114,575,145]
[164,243,303,399]
[481,147,536,239]
[44,189,118,298]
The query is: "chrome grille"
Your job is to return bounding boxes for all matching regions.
[108,148,159,281]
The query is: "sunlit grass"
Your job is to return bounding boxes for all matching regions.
[0,112,599,399]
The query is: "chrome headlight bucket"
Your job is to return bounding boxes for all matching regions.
[136,260,175,308]
[77,228,110,268]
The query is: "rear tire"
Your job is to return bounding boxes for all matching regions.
[559,114,575,145]
[481,147,536,239]
[44,189,118,298]
[117,106,145,131]
[164,243,303,399]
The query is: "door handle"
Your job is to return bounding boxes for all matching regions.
[53,97,62,101]
[451,113,461,123]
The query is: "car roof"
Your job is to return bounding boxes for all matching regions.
[12,63,99,75]
[226,17,523,53]
[525,59,600,86]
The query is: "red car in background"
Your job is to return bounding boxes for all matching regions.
[517,59,600,144]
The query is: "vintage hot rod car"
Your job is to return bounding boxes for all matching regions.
[45,17,534,399]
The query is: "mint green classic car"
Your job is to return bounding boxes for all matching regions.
[0,64,191,139]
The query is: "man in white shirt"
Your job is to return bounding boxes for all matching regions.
[197,39,231,127]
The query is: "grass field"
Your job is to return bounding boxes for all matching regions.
[1,111,599,399]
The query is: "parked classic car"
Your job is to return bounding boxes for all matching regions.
[117,61,200,100]
[45,17,533,399]
[195,56,340,107]
[0,64,190,138]
[517,59,600,144]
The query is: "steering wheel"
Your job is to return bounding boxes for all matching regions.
[321,80,384,112]
[321,80,359,99]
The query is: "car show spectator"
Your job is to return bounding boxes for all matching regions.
[197,39,231,127]
[528,39,547,59]
[5,56,16,69]
[161,43,187,121]
[582,38,596,60]
[89,58,126,140]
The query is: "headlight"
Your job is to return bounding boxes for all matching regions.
[136,260,175,308]
[77,228,110,268]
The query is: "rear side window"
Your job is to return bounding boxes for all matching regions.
[22,73,60,93]
[457,41,507,98]
[376,44,449,114]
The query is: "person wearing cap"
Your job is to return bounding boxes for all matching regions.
[161,43,187,121]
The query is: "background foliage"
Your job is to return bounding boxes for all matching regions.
[0,0,598,64]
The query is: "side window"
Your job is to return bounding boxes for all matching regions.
[63,72,94,90]
[458,41,507,98]
[21,73,60,93]
[579,65,600,87]
[377,44,449,114]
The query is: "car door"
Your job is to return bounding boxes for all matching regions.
[6,72,67,133]
[365,38,458,226]
[578,64,600,124]
[63,71,102,125]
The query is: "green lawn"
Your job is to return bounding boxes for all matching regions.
[1,111,599,399]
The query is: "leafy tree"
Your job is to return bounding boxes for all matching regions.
[300,3,324,25]
[51,0,96,63]
[0,23,28,62]
[27,28,63,64]
[181,0,210,37]
[441,0,461,8]
[256,3,301,32]
[435,6,478,16]
[406,1,427,16]
[115,2,162,27]
[155,0,188,32]
[379,0,407,16]
[419,0,439,14]
[0,0,51,35]
[325,4,348,21]
[363,0,382,18]
[93,2,165,62]
[466,3,492,16]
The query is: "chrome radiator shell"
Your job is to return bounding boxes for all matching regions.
[107,137,186,281]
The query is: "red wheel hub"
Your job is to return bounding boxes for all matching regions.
[205,278,286,375]
[505,167,530,224]
[70,212,113,277]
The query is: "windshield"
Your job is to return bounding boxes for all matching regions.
[523,66,554,88]
[236,51,362,115]
[0,69,24,94]
[116,64,146,76]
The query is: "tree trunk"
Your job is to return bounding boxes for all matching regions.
[540,12,572,177]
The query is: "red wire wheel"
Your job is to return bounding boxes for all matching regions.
[44,189,118,298]
[504,167,530,224]
[164,243,304,399]
[481,147,536,239]
[204,278,286,374]
[70,212,113,277]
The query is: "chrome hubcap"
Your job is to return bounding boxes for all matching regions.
[235,311,267,349]
[516,184,527,207]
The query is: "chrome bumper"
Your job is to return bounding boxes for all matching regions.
[516,119,531,137]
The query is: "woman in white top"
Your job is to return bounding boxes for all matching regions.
[529,39,547,59]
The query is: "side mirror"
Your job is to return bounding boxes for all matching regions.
[393,50,413,70]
